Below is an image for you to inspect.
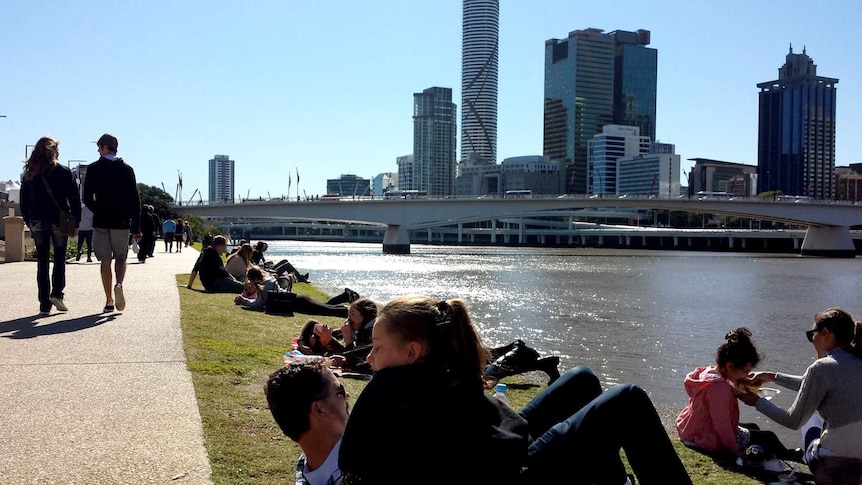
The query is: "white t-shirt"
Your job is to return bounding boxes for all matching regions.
[301,438,342,485]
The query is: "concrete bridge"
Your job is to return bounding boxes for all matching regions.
[175,195,862,257]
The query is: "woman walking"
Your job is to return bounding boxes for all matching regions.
[20,136,81,315]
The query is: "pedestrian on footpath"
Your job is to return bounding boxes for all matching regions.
[82,133,142,313]
[76,204,94,262]
[138,204,155,264]
[20,136,81,316]
[149,207,160,257]
[162,217,176,253]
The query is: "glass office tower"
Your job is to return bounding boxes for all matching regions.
[757,47,838,198]
[461,0,499,164]
[544,28,655,194]
[414,87,457,196]
[612,29,657,142]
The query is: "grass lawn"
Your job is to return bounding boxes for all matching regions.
[177,271,764,484]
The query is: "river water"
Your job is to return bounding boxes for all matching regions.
[263,240,862,444]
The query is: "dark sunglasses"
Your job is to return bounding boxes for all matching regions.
[805,328,819,342]
[314,383,346,401]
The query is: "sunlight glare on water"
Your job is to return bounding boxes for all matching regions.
[258,240,862,445]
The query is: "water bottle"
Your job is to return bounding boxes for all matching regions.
[493,383,510,406]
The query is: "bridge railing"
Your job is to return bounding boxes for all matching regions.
[176,193,860,207]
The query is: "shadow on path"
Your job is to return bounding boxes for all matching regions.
[0,313,119,339]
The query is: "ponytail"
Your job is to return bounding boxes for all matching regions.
[378,296,488,390]
[716,327,760,369]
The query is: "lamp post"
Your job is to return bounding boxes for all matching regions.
[25,144,35,160]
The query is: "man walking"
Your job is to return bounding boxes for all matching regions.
[82,133,142,312]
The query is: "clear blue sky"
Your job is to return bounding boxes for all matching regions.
[2,1,860,201]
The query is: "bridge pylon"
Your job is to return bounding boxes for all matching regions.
[383,224,410,254]
[800,226,856,258]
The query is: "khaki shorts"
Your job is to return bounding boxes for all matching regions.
[93,228,130,261]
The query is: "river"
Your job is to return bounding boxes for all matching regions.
[261,240,862,445]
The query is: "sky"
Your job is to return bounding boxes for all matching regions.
[2,1,861,202]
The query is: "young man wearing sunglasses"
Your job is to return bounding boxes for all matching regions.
[265,359,349,485]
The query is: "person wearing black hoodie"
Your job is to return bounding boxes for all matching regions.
[82,133,141,313]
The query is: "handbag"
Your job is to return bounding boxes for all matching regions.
[264,290,296,316]
[40,171,77,237]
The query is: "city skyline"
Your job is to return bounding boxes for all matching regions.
[1,1,861,201]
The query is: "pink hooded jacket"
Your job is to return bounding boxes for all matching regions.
[675,365,740,455]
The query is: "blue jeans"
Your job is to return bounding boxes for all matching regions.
[32,221,68,312]
[521,367,692,485]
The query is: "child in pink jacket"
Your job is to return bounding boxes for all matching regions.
[676,327,800,460]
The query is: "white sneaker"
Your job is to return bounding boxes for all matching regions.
[50,296,68,312]
[114,284,126,311]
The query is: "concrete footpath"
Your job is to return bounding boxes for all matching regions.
[0,246,212,484]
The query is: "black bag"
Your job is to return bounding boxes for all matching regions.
[40,172,76,237]
[264,290,296,316]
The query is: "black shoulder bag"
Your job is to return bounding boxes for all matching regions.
[40,171,77,237]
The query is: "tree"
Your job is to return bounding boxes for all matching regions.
[138,183,175,221]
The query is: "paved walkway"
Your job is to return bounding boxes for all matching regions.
[0,246,212,484]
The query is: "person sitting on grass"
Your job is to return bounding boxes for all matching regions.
[741,308,862,483]
[676,327,801,461]
[265,359,349,485]
[339,298,378,350]
[225,243,254,282]
[194,235,243,293]
[338,295,693,484]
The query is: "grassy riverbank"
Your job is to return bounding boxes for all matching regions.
[177,274,763,484]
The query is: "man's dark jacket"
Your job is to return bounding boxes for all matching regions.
[83,156,141,233]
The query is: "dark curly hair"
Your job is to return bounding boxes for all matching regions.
[716,327,760,369]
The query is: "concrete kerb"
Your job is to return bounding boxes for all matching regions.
[0,246,212,484]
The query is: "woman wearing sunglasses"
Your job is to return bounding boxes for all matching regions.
[741,307,862,482]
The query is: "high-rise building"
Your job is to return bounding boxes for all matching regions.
[413,87,457,196]
[757,46,838,198]
[396,154,414,191]
[208,154,234,203]
[461,0,498,164]
[587,125,650,195]
[326,174,370,197]
[544,28,656,194]
[612,30,657,142]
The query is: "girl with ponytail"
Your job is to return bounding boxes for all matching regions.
[340,295,692,484]
[676,327,798,460]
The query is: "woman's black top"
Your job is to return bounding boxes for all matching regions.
[339,362,530,484]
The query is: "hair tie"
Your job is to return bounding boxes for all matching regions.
[725,331,738,343]
[435,300,451,327]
